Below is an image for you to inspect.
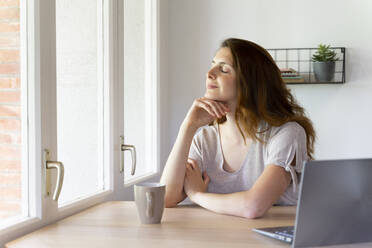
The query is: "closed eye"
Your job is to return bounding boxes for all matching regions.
[220,66,228,73]
[211,61,230,73]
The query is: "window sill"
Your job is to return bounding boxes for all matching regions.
[0,216,40,236]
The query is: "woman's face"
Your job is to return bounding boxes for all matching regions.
[204,47,237,103]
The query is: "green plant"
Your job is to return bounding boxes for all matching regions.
[312,44,338,62]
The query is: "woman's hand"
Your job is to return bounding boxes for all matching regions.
[184,159,210,200]
[183,97,229,130]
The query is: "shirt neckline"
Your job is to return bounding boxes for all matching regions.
[216,123,252,175]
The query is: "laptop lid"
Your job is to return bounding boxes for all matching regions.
[293,158,372,247]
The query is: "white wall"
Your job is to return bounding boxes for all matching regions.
[163,0,372,162]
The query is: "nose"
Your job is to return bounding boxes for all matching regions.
[206,67,216,80]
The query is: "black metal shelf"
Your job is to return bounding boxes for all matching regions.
[266,47,346,84]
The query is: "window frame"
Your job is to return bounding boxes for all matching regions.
[0,0,160,246]
[0,0,116,244]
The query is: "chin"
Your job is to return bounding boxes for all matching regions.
[204,92,221,101]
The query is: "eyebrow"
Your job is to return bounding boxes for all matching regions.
[211,60,233,67]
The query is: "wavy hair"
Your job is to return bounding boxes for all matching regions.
[213,38,316,160]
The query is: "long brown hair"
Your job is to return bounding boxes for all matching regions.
[214,38,316,160]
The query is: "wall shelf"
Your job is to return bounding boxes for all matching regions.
[266,47,346,84]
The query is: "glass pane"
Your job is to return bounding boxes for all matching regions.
[0,1,24,222]
[123,0,152,182]
[56,0,104,205]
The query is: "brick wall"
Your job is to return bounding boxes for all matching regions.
[0,0,21,220]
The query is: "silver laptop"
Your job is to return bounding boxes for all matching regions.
[252,158,372,247]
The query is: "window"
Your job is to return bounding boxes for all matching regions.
[0,0,26,227]
[0,0,159,246]
[122,0,159,186]
[55,0,106,206]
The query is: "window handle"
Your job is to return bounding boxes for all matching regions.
[44,149,65,201]
[120,136,136,175]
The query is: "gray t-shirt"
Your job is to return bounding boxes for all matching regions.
[187,121,308,205]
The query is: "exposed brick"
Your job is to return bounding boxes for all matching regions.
[0,186,21,200]
[0,78,11,88]
[0,78,19,88]
[0,211,19,219]
[0,0,22,221]
[0,22,19,32]
[0,7,19,20]
[13,77,19,87]
[0,119,20,131]
[0,145,21,159]
[0,63,19,74]
[0,160,20,171]
[0,132,19,144]
[0,105,20,116]
[0,90,20,102]
[0,0,19,8]
[0,172,21,186]
[0,201,21,213]
[0,49,19,62]
[0,133,12,143]
[0,35,19,48]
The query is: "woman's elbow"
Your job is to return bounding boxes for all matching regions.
[242,209,264,219]
[242,203,267,219]
[164,199,178,208]
[164,193,180,208]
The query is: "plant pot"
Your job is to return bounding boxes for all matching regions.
[312,61,335,82]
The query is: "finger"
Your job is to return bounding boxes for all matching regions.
[220,102,230,112]
[199,98,222,118]
[214,101,228,116]
[204,97,229,113]
[187,158,196,164]
[186,163,193,171]
[196,100,217,117]
[188,159,198,169]
[185,164,192,177]
[212,100,228,116]
[189,160,202,175]
[203,172,210,185]
[203,99,225,118]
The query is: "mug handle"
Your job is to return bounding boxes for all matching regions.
[146,191,154,218]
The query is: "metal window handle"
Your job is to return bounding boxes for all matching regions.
[120,136,136,175]
[44,149,65,201]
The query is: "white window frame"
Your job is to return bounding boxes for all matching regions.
[0,0,160,246]
[0,0,115,245]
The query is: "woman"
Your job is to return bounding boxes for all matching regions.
[160,38,315,219]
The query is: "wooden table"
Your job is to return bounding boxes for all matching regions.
[5,201,372,248]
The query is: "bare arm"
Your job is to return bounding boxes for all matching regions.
[160,98,229,207]
[160,123,198,207]
[185,162,291,218]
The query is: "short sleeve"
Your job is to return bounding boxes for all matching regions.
[188,131,204,172]
[265,122,308,192]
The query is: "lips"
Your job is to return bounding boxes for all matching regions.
[207,84,218,89]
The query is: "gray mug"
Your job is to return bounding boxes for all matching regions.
[134,182,166,224]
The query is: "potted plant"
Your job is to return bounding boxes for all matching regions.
[312,44,338,82]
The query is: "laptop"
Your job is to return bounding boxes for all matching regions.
[252,158,372,247]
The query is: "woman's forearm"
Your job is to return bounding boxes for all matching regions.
[190,165,292,218]
[160,122,198,207]
[191,191,261,219]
